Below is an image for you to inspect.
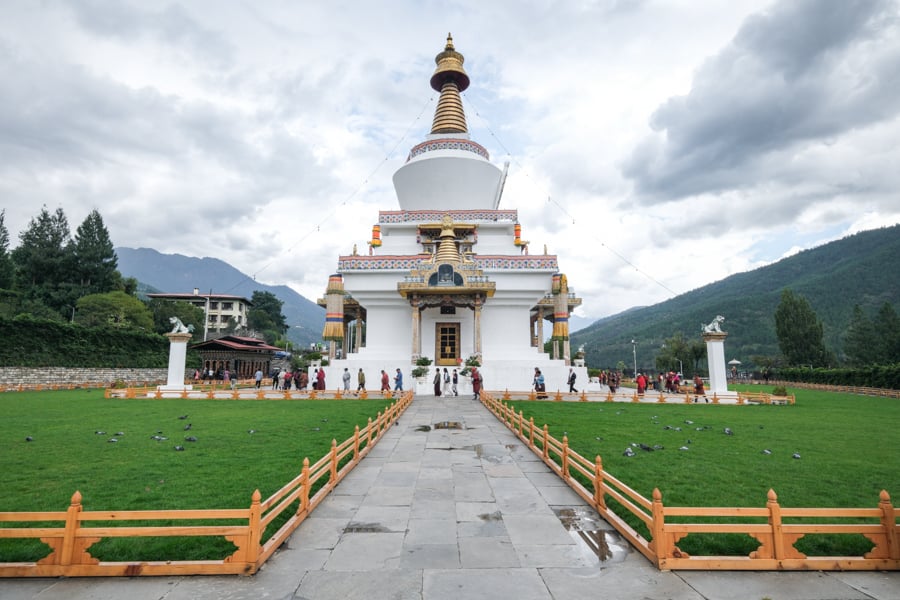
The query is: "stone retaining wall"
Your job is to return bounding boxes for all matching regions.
[0,367,171,387]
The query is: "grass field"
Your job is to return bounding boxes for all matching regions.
[501,385,900,555]
[0,389,395,561]
[2,386,898,561]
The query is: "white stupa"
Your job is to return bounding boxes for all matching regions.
[317,35,584,393]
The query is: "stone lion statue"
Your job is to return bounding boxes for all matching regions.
[702,315,725,333]
[169,316,195,334]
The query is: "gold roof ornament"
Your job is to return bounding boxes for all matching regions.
[430,33,469,134]
[434,214,461,264]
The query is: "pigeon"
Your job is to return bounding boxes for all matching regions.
[679,446,690,451]
[594,436,603,441]
[321,418,328,423]
[664,425,673,430]
[184,436,198,442]
[674,427,682,432]
[151,435,164,441]
[695,427,704,431]
[762,449,772,455]
[312,427,321,432]
[653,444,665,450]
[108,438,118,443]
[686,439,692,444]
[792,453,801,459]
[247,429,256,434]
[95,430,106,435]
[639,443,653,452]
[115,432,124,436]
[184,424,192,431]
[174,445,185,451]
[178,415,188,420]
[25,436,33,442]
[684,420,693,425]
[623,447,635,457]
[724,428,734,436]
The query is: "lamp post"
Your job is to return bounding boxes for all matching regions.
[631,339,637,378]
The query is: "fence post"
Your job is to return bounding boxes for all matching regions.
[518,410,524,437]
[60,491,83,566]
[529,417,535,448]
[376,411,383,437]
[353,425,360,461]
[367,417,374,445]
[650,488,667,566]
[298,458,310,514]
[767,488,786,560]
[593,456,606,509]
[542,425,549,460]
[561,435,570,480]
[330,439,338,483]
[879,490,899,559]
[247,489,262,568]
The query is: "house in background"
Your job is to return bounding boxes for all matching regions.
[147,288,252,340]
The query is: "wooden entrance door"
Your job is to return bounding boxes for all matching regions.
[436,323,460,366]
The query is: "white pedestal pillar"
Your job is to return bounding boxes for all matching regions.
[159,332,193,392]
[703,331,728,395]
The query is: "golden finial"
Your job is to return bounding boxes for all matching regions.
[430,34,469,134]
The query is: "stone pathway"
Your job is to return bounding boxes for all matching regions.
[1,395,898,599]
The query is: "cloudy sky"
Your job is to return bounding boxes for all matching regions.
[2,0,899,328]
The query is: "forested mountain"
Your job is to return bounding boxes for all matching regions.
[571,225,900,371]
[115,247,323,347]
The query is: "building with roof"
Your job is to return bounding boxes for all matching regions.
[190,335,281,380]
[316,35,584,392]
[147,289,252,339]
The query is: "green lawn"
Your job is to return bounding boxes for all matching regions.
[500,386,900,555]
[0,390,395,561]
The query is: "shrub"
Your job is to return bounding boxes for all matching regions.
[415,356,433,366]
[411,366,429,378]
[772,385,788,396]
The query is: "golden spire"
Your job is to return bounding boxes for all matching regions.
[434,214,461,263]
[430,33,469,134]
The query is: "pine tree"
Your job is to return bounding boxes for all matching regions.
[0,210,15,290]
[11,206,77,316]
[774,289,829,367]
[874,302,900,364]
[843,304,877,366]
[72,209,118,295]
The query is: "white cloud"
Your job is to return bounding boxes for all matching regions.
[1,0,898,324]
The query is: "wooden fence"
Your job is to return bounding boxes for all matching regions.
[104,382,398,401]
[481,391,899,571]
[494,388,795,405]
[0,391,413,577]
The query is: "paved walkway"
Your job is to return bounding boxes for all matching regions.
[2,395,898,599]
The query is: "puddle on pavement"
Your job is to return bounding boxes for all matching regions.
[478,511,502,522]
[553,507,630,564]
[343,522,391,533]
[433,421,463,429]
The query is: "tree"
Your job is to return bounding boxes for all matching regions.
[874,302,900,364]
[247,290,287,343]
[843,305,877,366]
[72,209,118,296]
[656,332,691,375]
[75,291,154,330]
[11,206,77,316]
[0,210,14,290]
[774,289,829,367]
[147,299,205,338]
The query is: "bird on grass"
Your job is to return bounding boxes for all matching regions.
[623,447,635,457]
[762,449,772,455]
[247,429,256,434]
[108,438,118,443]
[95,430,105,435]
[25,436,33,442]
[678,446,689,451]
[184,424,192,431]
[724,427,734,435]
[174,445,185,451]
[115,432,124,436]
[792,453,801,459]
[178,415,188,420]
[185,436,198,442]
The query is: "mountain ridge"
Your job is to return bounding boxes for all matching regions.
[115,247,323,347]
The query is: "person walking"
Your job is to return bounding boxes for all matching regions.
[567,368,577,393]
[393,368,403,392]
[254,368,263,389]
[433,369,442,396]
[342,368,351,392]
[316,368,326,390]
[357,368,366,394]
[451,369,458,396]
[380,369,390,392]
[471,367,482,401]
[442,368,451,396]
